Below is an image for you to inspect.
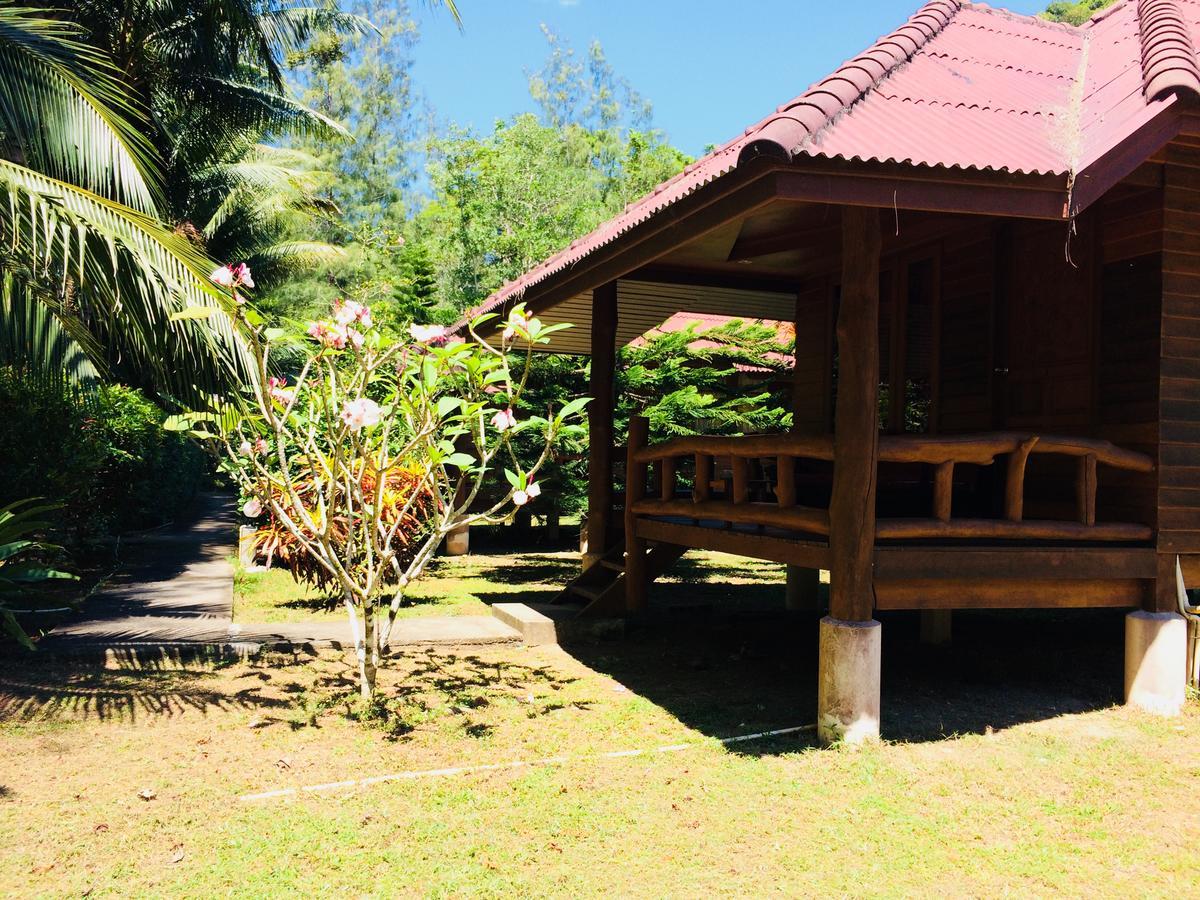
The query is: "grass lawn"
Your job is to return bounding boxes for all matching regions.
[3,549,1198,896]
[234,530,788,624]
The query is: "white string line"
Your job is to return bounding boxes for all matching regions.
[240,723,816,802]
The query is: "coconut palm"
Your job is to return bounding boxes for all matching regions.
[0,7,248,398]
[0,2,461,400]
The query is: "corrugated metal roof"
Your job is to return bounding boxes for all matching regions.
[472,0,1199,319]
[627,311,796,372]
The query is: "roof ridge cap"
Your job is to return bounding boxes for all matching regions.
[737,0,963,164]
[1083,0,1134,28]
[1138,0,1200,101]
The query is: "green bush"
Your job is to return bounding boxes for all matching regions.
[0,371,208,543]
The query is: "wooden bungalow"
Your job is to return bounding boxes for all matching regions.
[468,0,1198,741]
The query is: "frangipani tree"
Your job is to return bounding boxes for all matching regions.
[186,265,586,698]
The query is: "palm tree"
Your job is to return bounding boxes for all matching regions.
[0,7,248,398]
[0,1,461,400]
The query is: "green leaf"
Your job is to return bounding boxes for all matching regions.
[169,306,218,321]
[1,564,76,583]
[1,609,35,652]
[436,396,462,419]
[557,397,591,419]
[443,452,475,469]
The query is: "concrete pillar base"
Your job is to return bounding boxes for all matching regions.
[818,616,882,745]
[1125,611,1187,715]
[445,524,470,556]
[785,566,821,611]
[920,609,952,646]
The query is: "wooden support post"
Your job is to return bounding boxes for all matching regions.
[661,457,676,501]
[828,206,882,623]
[776,455,796,508]
[1076,454,1097,526]
[1004,436,1038,522]
[731,457,749,504]
[786,566,821,611]
[624,416,650,614]
[933,461,954,523]
[585,281,618,570]
[920,610,952,646]
[694,454,712,502]
[820,206,882,746]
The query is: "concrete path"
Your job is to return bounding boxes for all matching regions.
[41,494,520,654]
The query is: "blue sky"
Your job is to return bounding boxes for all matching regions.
[412,0,1047,156]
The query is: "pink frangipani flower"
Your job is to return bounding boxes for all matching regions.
[333,299,372,328]
[211,262,253,290]
[490,408,517,432]
[238,439,253,456]
[267,377,294,406]
[340,397,382,432]
[513,481,541,507]
[242,498,263,518]
[409,323,447,344]
[502,309,530,342]
[307,320,348,350]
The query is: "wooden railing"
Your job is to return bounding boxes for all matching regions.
[626,426,1155,543]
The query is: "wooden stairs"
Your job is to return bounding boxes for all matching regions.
[553,540,686,617]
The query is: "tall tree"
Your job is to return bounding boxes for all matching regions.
[1040,0,1117,25]
[0,7,248,397]
[526,25,652,134]
[420,115,689,314]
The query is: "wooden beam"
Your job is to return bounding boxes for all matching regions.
[776,168,1070,221]
[625,265,801,296]
[875,578,1148,610]
[635,519,830,569]
[631,498,830,534]
[829,206,882,622]
[874,547,1158,581]
[503,165,783,316]
[585,282,618,567]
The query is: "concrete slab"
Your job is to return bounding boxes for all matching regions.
[41,494,521,656]
[491,603,557,645]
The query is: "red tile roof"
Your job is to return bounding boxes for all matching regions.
[627,312,795,373]
[473,0,1199,317]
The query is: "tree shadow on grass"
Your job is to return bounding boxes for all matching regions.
[0,652,303,724]
[557,600,1126,755]
[471,554,582,588]
[301,647,582,741]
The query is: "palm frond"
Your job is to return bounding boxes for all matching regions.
[0,7,162,214]
[0,159,254,404]
[254,240,345,266]
[194,75,350,142]
[258,5,377,58]
[198,144,327,237]
[0,271,104,393]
